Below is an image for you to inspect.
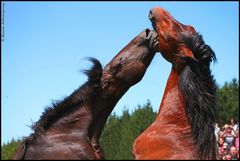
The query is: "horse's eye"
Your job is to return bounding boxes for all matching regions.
[119,57,124,65]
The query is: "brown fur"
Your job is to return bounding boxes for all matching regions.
[14,29,159,160]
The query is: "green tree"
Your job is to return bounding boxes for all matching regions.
[100,100,157,159]
[217,78,239,123]
[1,138,22,160]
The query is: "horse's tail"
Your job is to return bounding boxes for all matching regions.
[82,57,103,84]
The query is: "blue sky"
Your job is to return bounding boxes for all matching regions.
[1,2,239,145]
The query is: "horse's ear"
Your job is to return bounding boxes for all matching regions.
[177,46,198,64]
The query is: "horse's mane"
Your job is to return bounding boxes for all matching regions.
[33,57,102,133]
[178,32,218,159]
[14,58,102,160]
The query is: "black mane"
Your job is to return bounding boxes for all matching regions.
[178,32,218,159]
[32,57,103,133]
[14,58,102,160]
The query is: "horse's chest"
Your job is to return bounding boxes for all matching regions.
[133,124,166,159]
[133,121,190,159]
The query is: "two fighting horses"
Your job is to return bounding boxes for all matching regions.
[14,6,218,160]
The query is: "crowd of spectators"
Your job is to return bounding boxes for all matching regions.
[215,118,239,160]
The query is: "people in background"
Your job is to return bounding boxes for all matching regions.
[230,146,238,160]
[216,118,239,160]
[222,125,236,150]
[235,129,239,150]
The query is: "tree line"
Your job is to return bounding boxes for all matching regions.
[1,78,239,160]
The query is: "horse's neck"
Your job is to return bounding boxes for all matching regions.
[44,88,94,136]
[132,67,196,159]
[89,85,129,145]
[157,67,190,127]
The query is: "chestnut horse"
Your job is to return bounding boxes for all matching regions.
[133,7,218,160]
[14,29,159,160]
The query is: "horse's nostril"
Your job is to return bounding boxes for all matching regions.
[148,9,154,20]
[145,28,150,37]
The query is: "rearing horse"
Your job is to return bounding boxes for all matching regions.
[133,7,218,160]
[14,29,159,160]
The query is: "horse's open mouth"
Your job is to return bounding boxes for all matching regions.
[148,11,159,52]
[152,36,159,51]
[145,28,159,52]
[151,32,159,52]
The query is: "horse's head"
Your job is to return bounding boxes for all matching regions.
[102,29,159,90]
[149,6,197,65]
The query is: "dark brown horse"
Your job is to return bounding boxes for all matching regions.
[14,28,159,160]
[133,7,218,160]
